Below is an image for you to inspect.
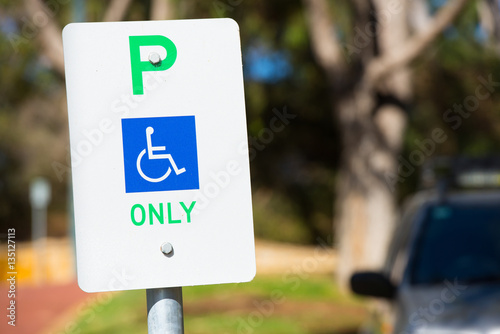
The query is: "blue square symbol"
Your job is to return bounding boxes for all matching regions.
[121,116,199,193]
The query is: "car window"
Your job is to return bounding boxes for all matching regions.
[410,203,500,285]
[385,199,424,283]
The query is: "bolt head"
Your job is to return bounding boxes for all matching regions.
[160,242,173,256]
[149,52,162,66]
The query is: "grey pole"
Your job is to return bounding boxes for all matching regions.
[30,177,51,284]
[30,177,51,241]
[31,205,47,283]
[147,287,184,334]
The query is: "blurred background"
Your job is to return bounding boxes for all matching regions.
[1,0,500,333]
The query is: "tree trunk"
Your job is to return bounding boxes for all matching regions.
[334,0,413,289]
[334,90,408,288]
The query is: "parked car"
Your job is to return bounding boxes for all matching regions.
[351,157,500,334]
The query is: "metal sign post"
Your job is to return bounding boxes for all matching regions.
[30,177,52,238]
[147,287,184,333]
[29,177,51,283]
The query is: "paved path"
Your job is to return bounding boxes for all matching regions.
[0,282,89,334]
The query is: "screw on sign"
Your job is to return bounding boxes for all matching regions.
[149,52,162,66]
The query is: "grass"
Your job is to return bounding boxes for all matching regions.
[67,275,368,334]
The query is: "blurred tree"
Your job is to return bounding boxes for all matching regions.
[1,0,339,243]
[3,0,500,293]
[301,0,470,287]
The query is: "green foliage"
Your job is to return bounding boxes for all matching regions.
[399,7,500,200]
[252,189,312,244]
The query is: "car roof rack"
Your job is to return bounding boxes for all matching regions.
[420,156,500,191]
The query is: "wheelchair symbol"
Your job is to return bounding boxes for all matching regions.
[136,126,186,183]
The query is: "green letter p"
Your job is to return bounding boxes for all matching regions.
[129,35,177,95]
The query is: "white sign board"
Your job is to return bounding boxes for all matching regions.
[63,19,255,293]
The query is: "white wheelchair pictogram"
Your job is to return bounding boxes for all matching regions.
[136,126,186,183]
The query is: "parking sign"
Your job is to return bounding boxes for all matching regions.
[63,19,255,292]
[121,116,199,193]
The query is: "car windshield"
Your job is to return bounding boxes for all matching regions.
[410,202,500,285]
